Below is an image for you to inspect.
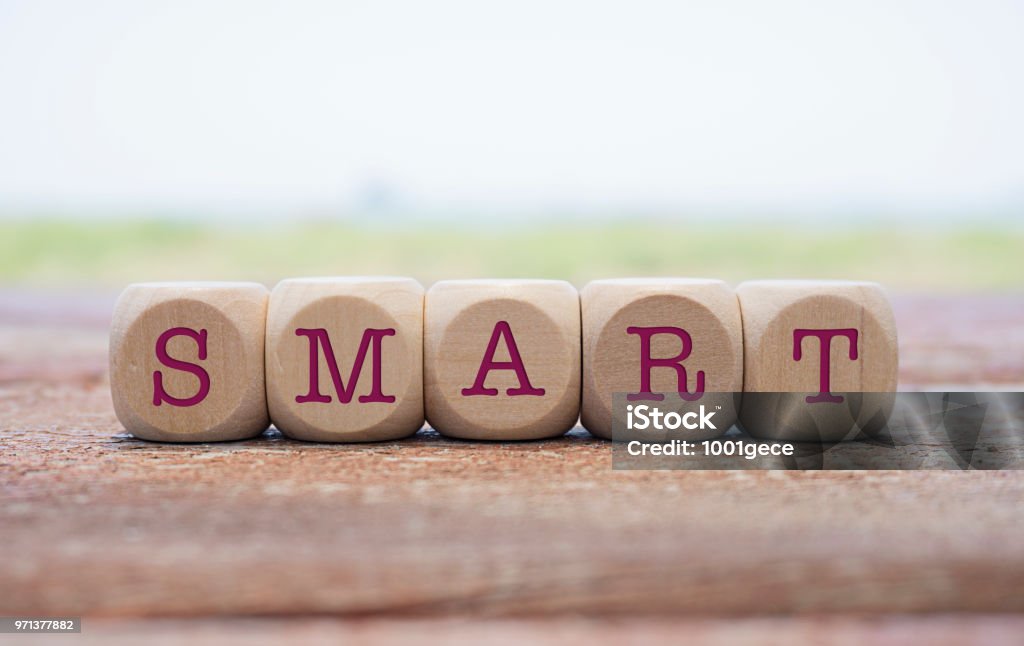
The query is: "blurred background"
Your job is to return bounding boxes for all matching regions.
[0,0,1022,290]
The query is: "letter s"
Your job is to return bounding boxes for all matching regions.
[152,327,211,407]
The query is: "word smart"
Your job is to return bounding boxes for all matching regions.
[108,278,898,443]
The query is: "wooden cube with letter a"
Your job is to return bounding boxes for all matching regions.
[265,277,424,442]
[109,282,270,442]
[581,278,743,440]
[736,280,898,442]
[424,280,581,440]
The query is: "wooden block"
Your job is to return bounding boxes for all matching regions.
[581,278,743,440]
[736,280,899,442]
[265,277,424,442]
[109,282,270,442]
[424,280,581,440]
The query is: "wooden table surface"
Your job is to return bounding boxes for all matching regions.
[2,291,1023,644]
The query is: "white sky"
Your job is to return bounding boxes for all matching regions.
[0,0,1022,219]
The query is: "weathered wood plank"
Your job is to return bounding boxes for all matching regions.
[57,616,1024,646]
[1,293,1022,620]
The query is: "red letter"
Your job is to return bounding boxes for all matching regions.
[294,328,396,404]
[153,327,211,407]
[461,321,545,396]
[626,326,705,402]
[793,328,859,404]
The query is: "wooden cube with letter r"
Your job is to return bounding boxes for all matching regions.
[424,279,581,440]
[265,277,424,442]
[109,282,270,442]
[581,278,743,441]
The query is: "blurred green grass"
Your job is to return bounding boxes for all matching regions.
[1,218,1021,291]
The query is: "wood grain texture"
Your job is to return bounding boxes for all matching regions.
[581,278,743,440]
[424,280,581,440]
[736,281,898,441]
[4,417,1024,619]
[266,277,424,442]
[2,292,1023,642]
[109,282,269,442]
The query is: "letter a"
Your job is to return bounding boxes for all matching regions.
[461,321,545,396]
[153,327,211,407]
[295,328,397,404]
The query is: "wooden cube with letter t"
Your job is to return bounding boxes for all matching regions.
[736,280,899,442]
[424,280,581,440]
[580,278,743,440]
[109,282,270,442]
[265,277,424,442]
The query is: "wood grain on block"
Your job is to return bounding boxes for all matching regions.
[736,280,898,442]
[109,282,269,442]
[424,280,581,440]
[581,278,743,440]
[265,277,424,442]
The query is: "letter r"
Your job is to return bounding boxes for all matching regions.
[626,326,705,402]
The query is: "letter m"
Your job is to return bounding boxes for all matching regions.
[294,328,396,404]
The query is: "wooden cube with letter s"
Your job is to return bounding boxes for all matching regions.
[109,282,270,442]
